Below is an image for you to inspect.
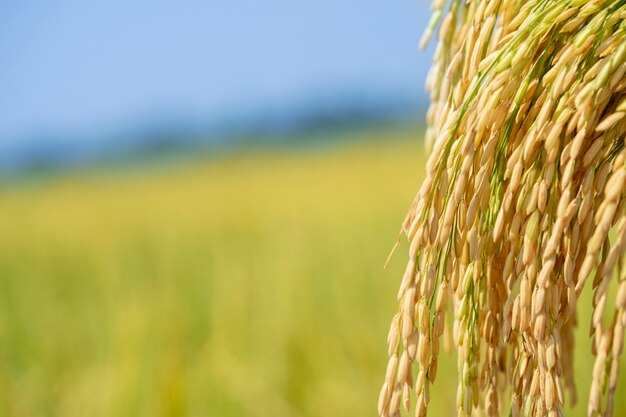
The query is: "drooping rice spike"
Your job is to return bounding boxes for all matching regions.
[380,1,626,416]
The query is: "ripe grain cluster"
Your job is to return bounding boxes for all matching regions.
[379,1,626,417]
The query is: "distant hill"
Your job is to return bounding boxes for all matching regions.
[0,90,426,177]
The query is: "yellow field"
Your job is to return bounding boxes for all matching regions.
[0,129,623,417]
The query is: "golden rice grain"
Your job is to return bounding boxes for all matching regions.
[380,1,626,416]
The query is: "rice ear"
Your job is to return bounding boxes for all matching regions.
[381,1,626,416]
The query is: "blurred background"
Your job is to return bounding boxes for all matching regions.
[0,2,622,417]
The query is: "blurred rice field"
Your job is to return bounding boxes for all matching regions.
[0,129,624,417]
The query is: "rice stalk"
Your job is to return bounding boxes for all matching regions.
[380,1,626,416]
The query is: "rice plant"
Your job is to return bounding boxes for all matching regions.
[379,1,626,416]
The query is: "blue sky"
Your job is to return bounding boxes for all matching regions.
[0,1,431,144]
